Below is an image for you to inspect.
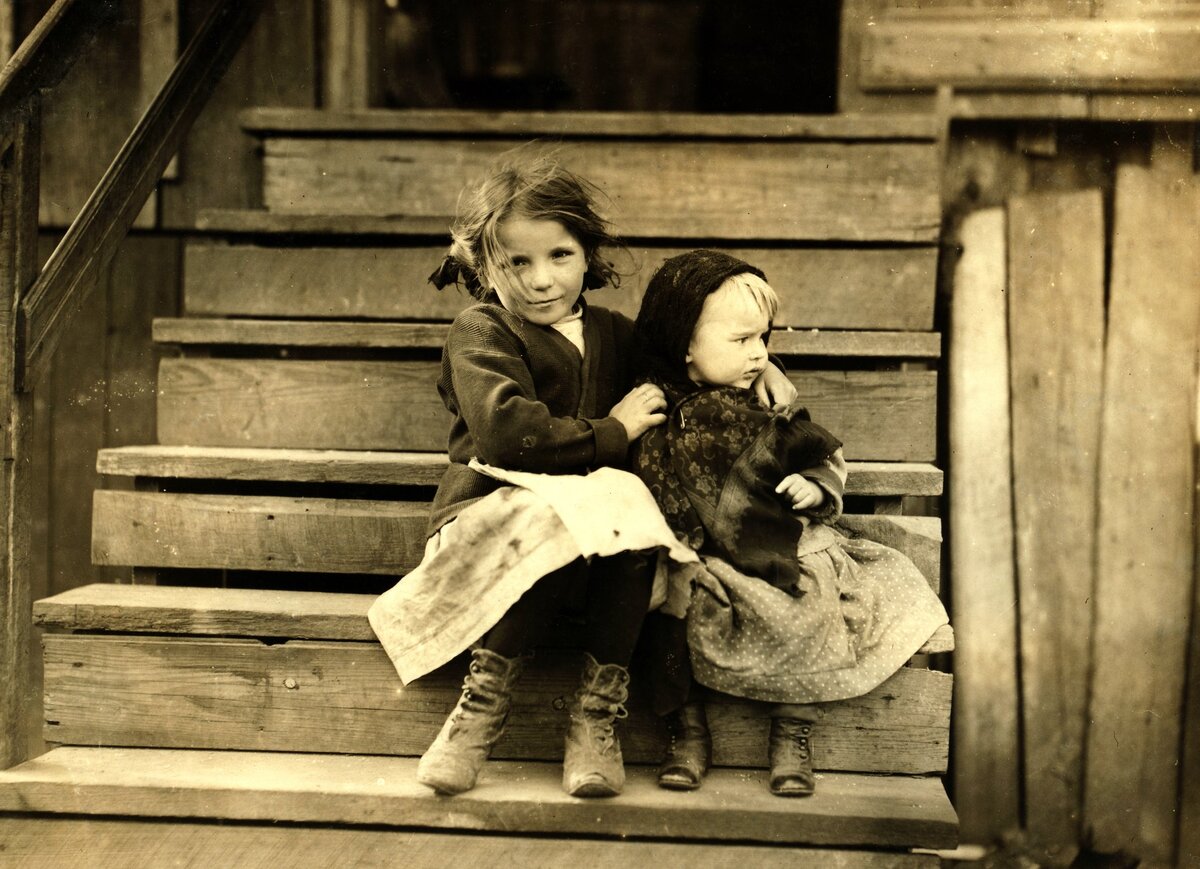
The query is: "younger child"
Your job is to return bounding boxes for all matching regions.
[367,158,795,799]
[631,250,949,797]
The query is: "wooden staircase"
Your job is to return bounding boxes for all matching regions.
[1,109,957,865]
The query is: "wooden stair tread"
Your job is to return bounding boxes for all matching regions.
[154,317,942,358]
[240,107,945,141]
[34,582,954,653]
[95,446,943,495]
[0,816,942,868]
[0,748,958,849]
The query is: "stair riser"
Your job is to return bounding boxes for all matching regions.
[184,243,938,330]
[43,634,951,775]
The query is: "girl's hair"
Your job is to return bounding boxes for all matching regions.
[635,249,771,385]
[430,148,622,300]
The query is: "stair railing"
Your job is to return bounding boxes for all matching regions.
[0,0,266,769]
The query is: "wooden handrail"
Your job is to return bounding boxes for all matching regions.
[0,0,117,126]
[17,0,266,390]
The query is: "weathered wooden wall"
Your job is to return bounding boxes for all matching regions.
[946,122,1200,867]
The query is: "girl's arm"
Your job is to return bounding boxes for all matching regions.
[445,312,659,473]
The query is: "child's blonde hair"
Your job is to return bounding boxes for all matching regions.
[430,148,622,300]
[717,271,780,323]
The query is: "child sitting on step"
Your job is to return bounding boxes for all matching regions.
[630,250,949,797]
[367,156,797,799]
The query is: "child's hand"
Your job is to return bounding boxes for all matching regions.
[776,474,826,511]
[611,383,668,442]
[754,364,797,411]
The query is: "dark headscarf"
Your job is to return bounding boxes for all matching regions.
[634,250,767,388]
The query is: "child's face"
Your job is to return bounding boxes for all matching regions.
[492,216,586,326]
[685,283,770,389]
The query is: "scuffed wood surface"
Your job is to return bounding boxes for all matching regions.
[0,815,942,869]
[96,446,942,495]
[41,634,951,775]
[183,241,938,330]
[0,747,958,848]
[1007,189,1105,860]
[260,138,941,242]
[156,358,937,461]
[1085,159,1200,866]
[947,207,1021,843]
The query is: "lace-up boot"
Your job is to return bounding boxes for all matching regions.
[562,653,630,797]
[768,716,816,796]
[416,648,525,795]
[657,701,711,790]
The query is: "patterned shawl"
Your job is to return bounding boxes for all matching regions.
[631,382,841,592]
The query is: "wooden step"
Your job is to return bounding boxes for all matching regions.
[96,446,944,496]
[239,107,945,140]
[182,239,939,331]
[155,317,943,358]
[155,358,937,460]
[0,815,942,869]
[39,632,951,773]
[0,748,958,850]
[35,582,953,651]
[34,584,953,774]
[91,490,944,582]
[250,135,940,242]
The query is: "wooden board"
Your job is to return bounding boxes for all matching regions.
[861,18,1200,92]
[41,635,952,775]
[182,242,939,330]
[91,490,429,575]
[946,208,1021,843]
[1084,161,1200,865]
[156,358,938,461]
[0,747,959,849]
[260,138,941,242]
[33,583,952,653]
[155,317,942,358]
[95,446,943,496]
[1007,189,1105,861]
[240,107,944,140]
[91,491,942,584]
[0,816,942,869]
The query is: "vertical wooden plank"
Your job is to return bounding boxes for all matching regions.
[948,207,1021,843]
[0,107,41,769]
[141,0,180,180]
[1085,138,1200,866]
[46,232,108,595]
[1007,189,1105,864]
[1181,371,1200,869]
[160,0,317,228]
[0,0,14,66]
[322,0,379,109]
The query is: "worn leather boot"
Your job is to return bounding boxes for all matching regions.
[768,716,816,797]
[416,648,525,795]
[562,653,629,797]
[657,701,711,790]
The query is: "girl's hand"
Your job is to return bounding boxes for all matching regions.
[611,383,668,442]
[754,364,797,411]
[776,474,826,511]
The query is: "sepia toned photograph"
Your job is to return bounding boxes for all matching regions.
[0,1,1197,866]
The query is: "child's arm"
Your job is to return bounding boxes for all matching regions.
[776,448,847,521]
[445,312,662,473]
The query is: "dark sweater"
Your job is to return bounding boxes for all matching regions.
[428,300,637,533]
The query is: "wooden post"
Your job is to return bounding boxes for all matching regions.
[948,207,1021,844]
[322,0,380,109]
[0,104,41,769]
[1007,189,1105,864]
[1084,127,1200,866]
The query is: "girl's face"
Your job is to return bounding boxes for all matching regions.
[685,283,770,388]
[492,216,587,325]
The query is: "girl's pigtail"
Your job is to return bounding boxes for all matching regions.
[428,254,463,290]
